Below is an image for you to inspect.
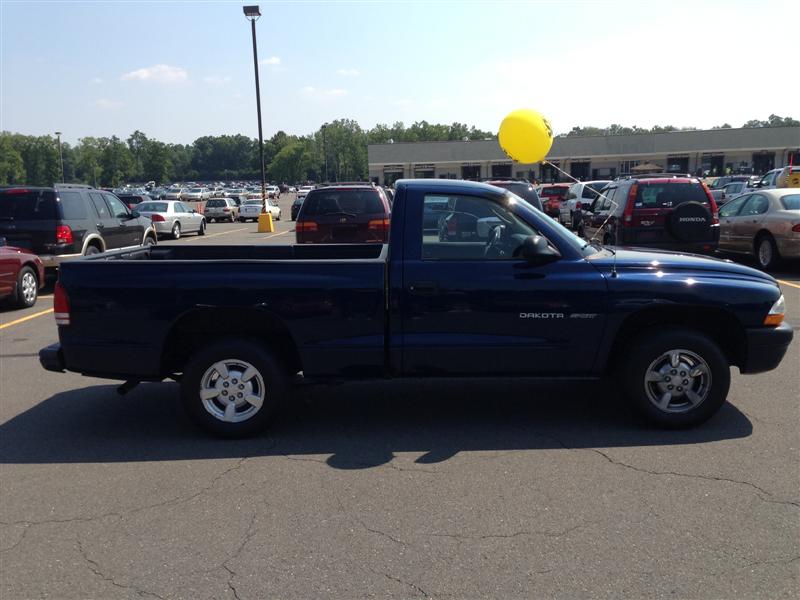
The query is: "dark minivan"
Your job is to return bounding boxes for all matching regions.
[295,184,391,243]
[0,184,157,270]
[579,176,720,252]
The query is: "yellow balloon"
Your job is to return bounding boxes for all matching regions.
[498,109,553,164]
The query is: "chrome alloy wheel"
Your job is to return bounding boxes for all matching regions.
[21,271,37,304]
[644,349,712,414]
[199,359,265,423]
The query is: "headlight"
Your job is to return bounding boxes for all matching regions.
[764,294,785,326]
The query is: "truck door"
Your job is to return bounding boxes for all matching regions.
[400,190,607,376]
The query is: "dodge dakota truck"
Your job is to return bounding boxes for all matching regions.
[40,179,793,437]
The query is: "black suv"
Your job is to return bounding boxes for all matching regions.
[483,179,543,211]
[0,184,157,271]
[579,175,720,253]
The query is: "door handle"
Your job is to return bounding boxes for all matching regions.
[408,281,438,294]
[96,224,104,228]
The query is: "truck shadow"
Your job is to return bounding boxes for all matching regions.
[0,379,752,468]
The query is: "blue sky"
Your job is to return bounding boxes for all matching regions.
[1,0,796,144]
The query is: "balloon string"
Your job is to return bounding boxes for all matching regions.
[540,160,618,243]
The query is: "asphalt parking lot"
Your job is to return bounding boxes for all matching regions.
[1,193,798,599]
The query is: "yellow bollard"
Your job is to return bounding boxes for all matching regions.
[257,212,274,233]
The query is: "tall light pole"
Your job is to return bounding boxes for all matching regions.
[321,123,328,183]
[54,131,64,183]
[243,5,266,207]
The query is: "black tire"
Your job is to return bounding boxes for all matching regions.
[84,244,101,256]
[143,235,157,246]
[754,233,779,270]
[618,328,730,429]
[198,220,206,235]
[172,222,181,240]
[180,338,287,438]
[14,266,38,308]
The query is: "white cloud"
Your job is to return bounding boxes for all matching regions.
[121,64,188,83]
[93,98,124,110]
[260,56,281,66]
[203,75,232,85]
[336,68,360,77]
[89,77,103,84]
[301,86,347,100]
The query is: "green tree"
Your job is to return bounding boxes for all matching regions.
[99,136,134,186]
[0,133,26,184]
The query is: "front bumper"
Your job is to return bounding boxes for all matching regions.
[39,343,66,373]
[740,322,794,374]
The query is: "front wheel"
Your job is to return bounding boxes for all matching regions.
[180,338,287,437]
[198,220,206,236]
[618,328,730,429]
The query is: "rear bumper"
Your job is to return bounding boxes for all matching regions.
[39,343,66,373]
[39,253,82,268]
[776,237,800,259]
[740,322,794,374]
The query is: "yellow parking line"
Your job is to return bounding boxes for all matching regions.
[0,308,53,330]
[202,227,248,239]
[778,279,800,290]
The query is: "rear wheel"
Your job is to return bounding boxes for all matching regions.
[618,328,729,428]
[15,266,38,308]
[180,338,287,437]
[144,235,156,246]
[84,244,101,256]
[755,233,779,270]
[172,222,181,239]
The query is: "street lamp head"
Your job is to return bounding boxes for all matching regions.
[55,131,62,136]
[243,5,261,19]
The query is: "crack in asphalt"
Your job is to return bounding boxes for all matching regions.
[77,537,165,599]
[221,512,259,600]
[334,494,408,548]
[0,523,31,554]
[429,522,586,542]
[529,430,799,508]
[0,457,252,536]
[367,566,431,599]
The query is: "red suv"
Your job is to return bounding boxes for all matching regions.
[538,183,571,218]
[295,184,391,243]
[579,175,720,252]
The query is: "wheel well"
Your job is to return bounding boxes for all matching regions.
[606,306,746,372]
[85,237,104,252]
[19,261,39,281]
[160,308,302,376]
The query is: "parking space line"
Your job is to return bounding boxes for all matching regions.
[264,230,291,239]
[201,227,248,239]
[777,279,800,290]
[0,308,54,330]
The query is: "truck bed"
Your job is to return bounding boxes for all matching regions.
[56,243,389,380]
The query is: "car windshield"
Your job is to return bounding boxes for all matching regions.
[302,190,385,216]
[780,194,800,210]
[138,202,167,212]
[635,182,708,208]
[0,190,57,220]
[189,188,203,192]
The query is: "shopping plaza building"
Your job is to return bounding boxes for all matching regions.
[367,126,800,185]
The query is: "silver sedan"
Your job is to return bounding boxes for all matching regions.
[136,200,206,240]
[718,189,800,269]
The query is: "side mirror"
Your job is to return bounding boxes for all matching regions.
[191,209,197,213]
[0,236,7,247]
[129,210,140,219]
[521,235,561,263]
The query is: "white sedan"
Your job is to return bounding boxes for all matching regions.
[239,199,263,222]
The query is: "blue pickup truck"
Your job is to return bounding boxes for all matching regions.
[40,179,792,437]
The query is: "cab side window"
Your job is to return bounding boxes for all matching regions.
[104,194,130,219]
[740,194,769,216]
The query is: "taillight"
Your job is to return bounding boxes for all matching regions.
[701,182,720,224]
[623,183,637,225]
[447,215,458,236]
[791,224,800,233]
[223,208,230,212]
[150,214,165,222]
[54,281,70,326]
[56,225,73,245]
[368,218,390,239]
[295,221,318,232]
